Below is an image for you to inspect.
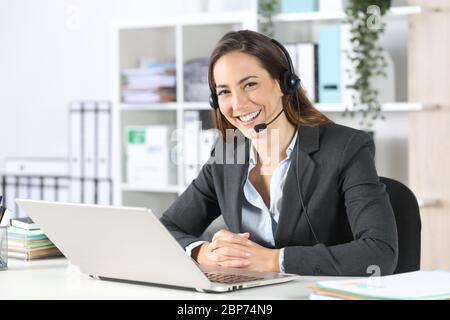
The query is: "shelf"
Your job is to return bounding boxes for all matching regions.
[120,103,178,111]
[417,198,441,209]
[182,102,211,110]
[273,5,422,23]
[120,102,215,111]
[121,184,181,193]
[316,102,439,113]
[115,11,253,29]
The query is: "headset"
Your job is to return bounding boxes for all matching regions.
[209,37,320,245]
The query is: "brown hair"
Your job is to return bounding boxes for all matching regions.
[207,30,331,137]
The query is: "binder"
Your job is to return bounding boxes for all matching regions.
[97,179,112,205]
[69,103,83,178]
[96,102,111,180]
[319,24,341,103]
[82,101,97,179]
[68,100,113,205]
[283,43,298,72]
[296,43,318,102]
[318,0,343,11]
[69,102,83,203]
[281,0,317,13]
[183,111,201,185]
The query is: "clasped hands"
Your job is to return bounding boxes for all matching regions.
[193,229,280,272]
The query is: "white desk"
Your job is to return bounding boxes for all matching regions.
[0,258,351,300]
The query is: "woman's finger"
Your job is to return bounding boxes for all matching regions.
[212,230,251,247]
[208,239,249,253]
[213,246,251,259]
[218,259,251,268]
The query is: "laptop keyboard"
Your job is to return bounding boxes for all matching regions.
[204,272,264,284]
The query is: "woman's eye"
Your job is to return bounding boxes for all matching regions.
[217,90,229,96]
[244,82,257,89]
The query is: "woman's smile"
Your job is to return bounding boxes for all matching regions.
[235,109,262,127]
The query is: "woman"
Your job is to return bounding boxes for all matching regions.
[160,30,398,276]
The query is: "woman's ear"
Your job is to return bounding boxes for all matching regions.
[274,79,284,98]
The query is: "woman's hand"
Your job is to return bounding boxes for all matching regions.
[193,229,252,268]
[194,229,281,272]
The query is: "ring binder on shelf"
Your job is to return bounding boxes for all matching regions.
[69,100,113,205]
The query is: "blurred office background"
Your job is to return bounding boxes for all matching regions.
[0,0,449,270]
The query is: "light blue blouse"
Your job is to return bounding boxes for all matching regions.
[241,131,297,272]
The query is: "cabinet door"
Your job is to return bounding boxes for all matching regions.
[409,111,450,270]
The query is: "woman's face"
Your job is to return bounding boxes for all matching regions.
[213,51,284,139]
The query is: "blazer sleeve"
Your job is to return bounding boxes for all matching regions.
[160,160,222,250]
[283,131,399,276]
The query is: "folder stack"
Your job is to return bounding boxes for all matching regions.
[121,59,176,104]
[7,218,63,261]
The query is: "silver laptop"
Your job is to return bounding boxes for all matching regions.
[16,199,299,292]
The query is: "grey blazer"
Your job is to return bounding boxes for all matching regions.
[160,123,398,276]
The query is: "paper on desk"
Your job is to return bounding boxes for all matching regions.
[316,270,450,300]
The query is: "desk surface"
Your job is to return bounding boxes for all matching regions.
[0,258,354,300]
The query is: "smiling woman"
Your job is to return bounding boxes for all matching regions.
[160,30,399,277]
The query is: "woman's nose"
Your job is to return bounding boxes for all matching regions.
[231,91,249,110]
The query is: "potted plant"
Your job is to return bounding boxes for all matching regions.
[258,0,280,37]
[343,0,392,132]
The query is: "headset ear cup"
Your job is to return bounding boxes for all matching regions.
[281,70,301,95]
[281,70,291,95]
[290,74,301,92]
[209,94,218,109]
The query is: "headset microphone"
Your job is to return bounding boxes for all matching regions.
[253,108,284,133]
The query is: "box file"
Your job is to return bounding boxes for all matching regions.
[319,24,341,103]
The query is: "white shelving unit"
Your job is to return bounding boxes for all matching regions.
[111,3,429,213]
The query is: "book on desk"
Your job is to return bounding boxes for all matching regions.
[8,218,63,261]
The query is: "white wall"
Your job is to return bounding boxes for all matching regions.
[0,0,195,171]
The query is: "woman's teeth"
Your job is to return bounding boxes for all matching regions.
[238,110,261,122]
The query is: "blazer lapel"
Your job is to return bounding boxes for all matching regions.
[223,135,250,233]
[276,126,320,247]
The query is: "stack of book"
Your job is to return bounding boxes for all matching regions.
[121,59,176,104]
[8,217,63,260]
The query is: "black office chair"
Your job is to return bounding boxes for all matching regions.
[380,177,421,274]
